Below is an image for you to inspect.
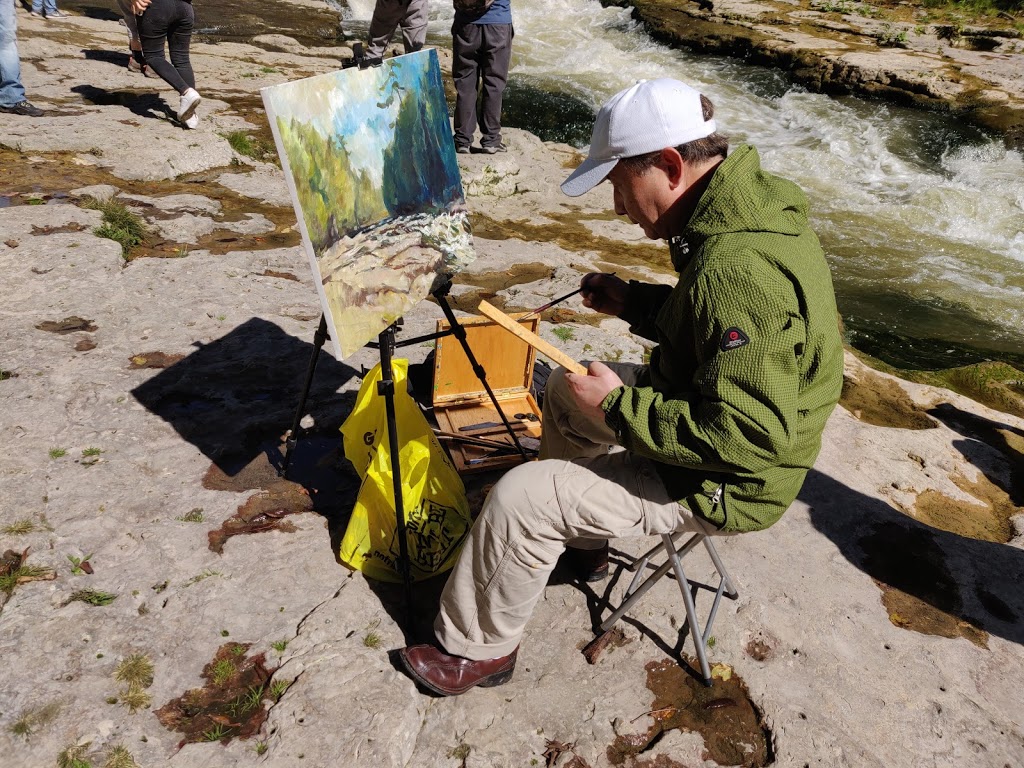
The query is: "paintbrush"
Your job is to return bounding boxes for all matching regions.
[519,272,617,320]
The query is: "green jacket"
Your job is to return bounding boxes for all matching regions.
[601,145,843,532]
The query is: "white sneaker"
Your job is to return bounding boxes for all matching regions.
[183,114,199,129]
[178,88,201,122]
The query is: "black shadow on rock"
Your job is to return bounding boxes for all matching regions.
[82,48,132,69]
[71,84,175,122]
[803,468,1024,647]
[63,3,120,21]
[367,572,450,649]
[576,548,718,683]
[927,402,1024,508]
[131,316,358,475]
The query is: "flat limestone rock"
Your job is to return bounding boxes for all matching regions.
[1,7,1022,768]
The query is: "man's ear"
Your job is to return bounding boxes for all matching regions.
[657,147,686,189]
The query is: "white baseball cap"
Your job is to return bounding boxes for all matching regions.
[561,79,716,198]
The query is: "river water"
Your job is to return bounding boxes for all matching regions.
[72,0,1024,370]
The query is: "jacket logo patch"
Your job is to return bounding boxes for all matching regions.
[720,327,750,351]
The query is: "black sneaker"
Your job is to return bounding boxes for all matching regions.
[0,100,44,117]
[565,542,609,583]
[481,143,507,154]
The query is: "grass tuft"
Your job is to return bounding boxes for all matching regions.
[551,326,576,342]
[271,639,288,653]
[82,196,147,258]
[8,701,61,738]
[57,742,92,768]
[177,507,204,523]
[269,678,289,701]
[243,684,264,713]
[0,564,53,593]
[103,745,139,768]
[211,658,238,686]
[68,589,118,606]
[115,654,154,689]
[2,518,36,535]
[203,724,230,742]
[224,130,276,162]
[49,447,67,459]
[447,743,471,761]
[118,686,152,714]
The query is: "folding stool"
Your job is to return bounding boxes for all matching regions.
[600,531,739,686]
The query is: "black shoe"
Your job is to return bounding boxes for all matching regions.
[565,542,609,583]
[480,143,507,154]
[0,100,44,117]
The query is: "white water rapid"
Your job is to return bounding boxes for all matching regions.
[345,0,1024,365]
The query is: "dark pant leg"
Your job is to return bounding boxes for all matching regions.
[166,2,195,91]
[451,21,482,149]
[139,0,188,94]
[478,23,513,149]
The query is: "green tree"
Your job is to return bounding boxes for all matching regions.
[380,62,463,217]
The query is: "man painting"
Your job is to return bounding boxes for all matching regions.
[398,78,844,696]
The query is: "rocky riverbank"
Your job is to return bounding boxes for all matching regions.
[2,5,1023,768]
[611,0,1024,146]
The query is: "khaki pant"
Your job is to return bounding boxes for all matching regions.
[434,363,719,660]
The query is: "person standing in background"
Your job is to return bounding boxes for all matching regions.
[451,0,512,154]
[131,0,201,128]
[365,0,429,60]
[116,0,150,74]
[30,0,69,19]
[0,0,43,115]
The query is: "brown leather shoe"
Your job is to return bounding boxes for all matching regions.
[565,542,609,582]
[398,643,517,696]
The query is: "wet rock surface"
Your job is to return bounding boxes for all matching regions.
[1,3,1023,767]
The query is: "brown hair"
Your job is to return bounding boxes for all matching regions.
[620,94,729,173]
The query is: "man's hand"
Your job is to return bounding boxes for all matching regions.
[130,0,151,14]
[580,272,628,317]
[565,361,624,420]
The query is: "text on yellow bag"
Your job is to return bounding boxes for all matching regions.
[339,360,472,582]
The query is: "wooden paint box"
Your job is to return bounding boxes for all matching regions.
[432,313,543,474]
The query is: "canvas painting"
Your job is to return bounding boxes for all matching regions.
[262,49,474,360]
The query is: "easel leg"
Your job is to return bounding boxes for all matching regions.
[280,314,329,479]
[377,324,415,629]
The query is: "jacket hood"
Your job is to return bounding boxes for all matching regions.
[683,144,810,249]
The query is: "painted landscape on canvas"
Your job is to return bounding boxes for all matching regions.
[262,49,474,359]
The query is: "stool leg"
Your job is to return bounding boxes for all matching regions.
[665,534,712,686]
[600,557,673,631]
[600,533,703,632]
[703,537,739,599]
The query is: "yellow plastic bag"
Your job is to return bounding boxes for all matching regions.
[339,360,472,582]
